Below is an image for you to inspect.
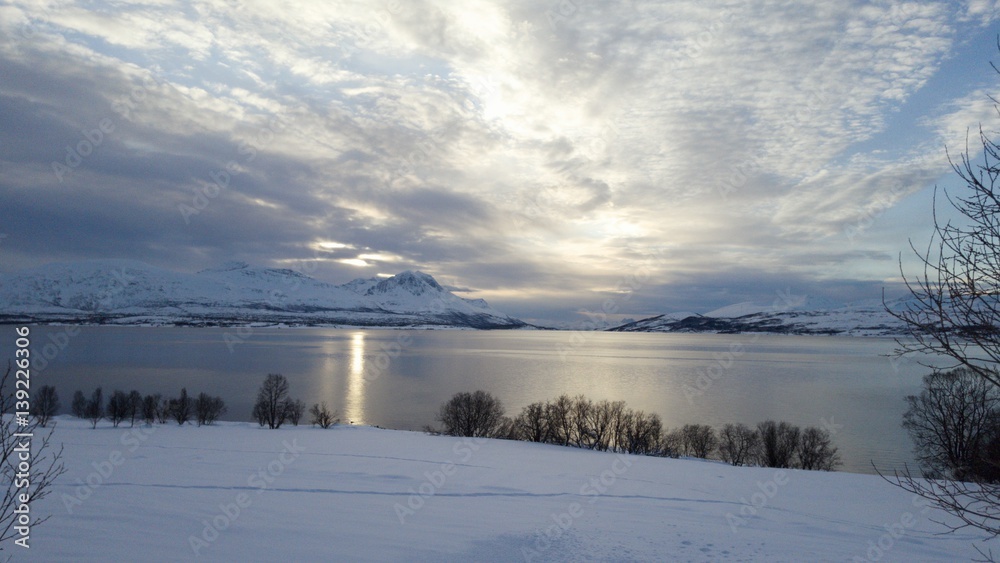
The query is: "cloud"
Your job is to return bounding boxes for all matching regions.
[0,0,998,322]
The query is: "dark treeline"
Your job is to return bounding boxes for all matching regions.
[50,374,338,429]
[65,386,227,428]
[34,380,839,471]
[431,390,841,471]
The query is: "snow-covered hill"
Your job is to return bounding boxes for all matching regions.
[609,298,910,336]
[27,417,991,561]
[0,260,525,329]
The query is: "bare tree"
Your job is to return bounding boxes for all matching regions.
[309,402,338,429]
[902,368,1000,481]
[679,424,718,459]
[127,390,142,428]
[284,399,305,426]
[495,416,518,440]
[435,390,505,438]
[616,410,663,455]
[71,390,86,419]
[880,50,1000,552]
[85,387,104,429]
[570,395,595,448]
[30,385,59,428]
[169,388,193,426]
[0,365,65,547]
[107,390,130,428]
[719,423,760,466]
[253,374,291,429]
[195,393,227,426]
[888,122,1000,389]
[141,393,161,425]
[797,426,841,471]
[659,428,684,458]
[157,397,170,424]
[756,420,800,468]
[513,401,549,443]
[591,400,626,452]
[544,395,574,446]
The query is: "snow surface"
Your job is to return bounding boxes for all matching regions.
[23,416,993,561]
[704,302,770,318]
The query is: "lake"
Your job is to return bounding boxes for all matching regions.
[6,326,936,474]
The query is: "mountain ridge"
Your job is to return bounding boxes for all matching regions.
[0,260,526,329]
[607,298,911,336]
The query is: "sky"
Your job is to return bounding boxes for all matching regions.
[1,0,1000,326]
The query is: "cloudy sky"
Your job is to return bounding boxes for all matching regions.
[1,0,999,325]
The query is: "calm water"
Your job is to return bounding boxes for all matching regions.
[5,326,936,474]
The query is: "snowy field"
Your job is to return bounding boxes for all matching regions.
[18,417,995,562]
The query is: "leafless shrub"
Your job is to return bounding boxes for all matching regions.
[30,385,59,428]
[141,393,161,425]
[616,410,663,455]
[107,390,130,428]
[513,401,549,442]
[309,402,338,428]
[679,424,718,459]
[755,420,799,468]
[195,393,227,426]
[719,423,759,466]
[436,390,506,438]
[85,387,103,429]
[797,427,841,471]
[903,368,1000,482]
[169,388,194,426]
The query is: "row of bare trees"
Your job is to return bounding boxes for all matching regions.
[509,394,664,455]
[27,374,338,430]
[68,386,227,427]
[715,421,841,471]
[432,391,840,470]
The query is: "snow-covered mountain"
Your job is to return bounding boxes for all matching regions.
[0,260,526,329]
[609,298,911,336]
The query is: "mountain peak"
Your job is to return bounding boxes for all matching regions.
[366,270,444,296]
